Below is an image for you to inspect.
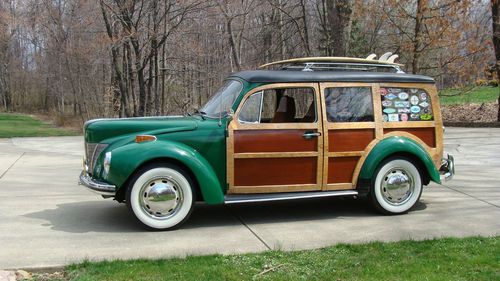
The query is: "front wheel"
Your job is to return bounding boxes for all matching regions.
[370,158,423,215]
[126,164,195,230]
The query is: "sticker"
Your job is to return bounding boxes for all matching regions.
[395,101,410,108]
[382,114,388,122]
[389,88,401,93]
[410,106,421,113]
[400,113,408,121]
[420,114,432,121]
[398,108,410,114]
[410,88,418,93]
[398,92,409,100]
[410,113,420,120]
[388,114,399,122]
[385,93,397,100]
[419,101,429,108]
[383,108,396,114]
[382,100,393,107]
[380,88,388,96]
[423,108,429,113]
[410,96,419,105]
[420,92,427,100]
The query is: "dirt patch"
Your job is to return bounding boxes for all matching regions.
[442,102,499,123]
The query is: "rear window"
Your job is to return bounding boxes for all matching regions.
[380,87,433,122]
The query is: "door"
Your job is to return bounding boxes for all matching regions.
[227,83,323,194]
[319,83,379,190]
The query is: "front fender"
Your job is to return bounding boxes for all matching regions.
[107,140,225,205]
[359,136,441,184]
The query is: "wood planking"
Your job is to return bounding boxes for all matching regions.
[384,127,436,147]
[329,129,375,152]
[228,82,324,194]
[327,156,360,184]
[234,130,317,153]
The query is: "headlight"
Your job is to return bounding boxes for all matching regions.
[103,151,112,176]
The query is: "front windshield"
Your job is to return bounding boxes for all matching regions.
[201,80,243,118]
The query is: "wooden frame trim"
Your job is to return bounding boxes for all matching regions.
[319,82,377,190]
[325,183,353,191]
[327,122,375,129]
[232,83,320,130]
[230,184,318,194]
[227,82,324,194]
[378,83,443,165]
[382,121,435,128]
[234,152,318,159]
[328,151,364,157]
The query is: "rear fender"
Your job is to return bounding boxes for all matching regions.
[359,136,440,184]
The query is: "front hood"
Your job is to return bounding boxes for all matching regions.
[84,116,198,143]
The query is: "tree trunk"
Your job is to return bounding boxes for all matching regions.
[492,0,500,121]
[412,0,426,74]
[325,0,352,56]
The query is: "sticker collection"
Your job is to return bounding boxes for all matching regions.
[380,87,433,122]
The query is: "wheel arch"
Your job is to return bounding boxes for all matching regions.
[109,140,225,205]
[358,136,440,186]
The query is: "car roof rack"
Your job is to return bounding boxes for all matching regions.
[258,52,405,73]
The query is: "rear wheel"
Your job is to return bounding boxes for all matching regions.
[126,163,195,230]
[370,158,423,214]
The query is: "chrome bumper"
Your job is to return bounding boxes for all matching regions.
[79,171,116,196]
[439,154,455,182]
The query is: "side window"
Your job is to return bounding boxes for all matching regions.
[239,92,262,123]
[324,87,374,122]
[238,87,316,123]
[380,87,433,122]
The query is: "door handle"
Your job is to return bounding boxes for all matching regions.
[303,131,321,139]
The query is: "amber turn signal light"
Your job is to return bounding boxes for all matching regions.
[135,135,157,143]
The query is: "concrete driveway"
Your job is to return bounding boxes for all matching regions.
[0,128,499,269]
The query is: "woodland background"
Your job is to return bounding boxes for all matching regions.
[0,0,499,124]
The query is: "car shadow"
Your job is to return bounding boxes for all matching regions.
[23,197,427,233]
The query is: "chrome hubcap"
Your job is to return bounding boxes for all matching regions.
[139,177,183,219]
[381,168,414,206]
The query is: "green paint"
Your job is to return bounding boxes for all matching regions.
[359,136,441,184]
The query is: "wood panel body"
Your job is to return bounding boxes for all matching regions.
[234,157,317,186]
[234,130,317,153]
[327,156,360,184]
[227,83,323,194]
[226,82,443,195]
[328,129,375,152]
[384,127,436,148]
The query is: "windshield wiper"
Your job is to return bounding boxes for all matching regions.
[192,109,206,120]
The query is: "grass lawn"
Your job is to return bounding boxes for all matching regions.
[0,113,79,138]
[439,85,499,105]
[44,236,499,281]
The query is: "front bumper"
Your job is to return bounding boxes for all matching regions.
[439,154,455,182]
[79,171,116,196]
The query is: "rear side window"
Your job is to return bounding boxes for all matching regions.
[380,87,433,122]
[324,87,374,122]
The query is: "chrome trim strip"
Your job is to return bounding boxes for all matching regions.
[84,116,184,127]
[224,190,358,204]
[79,171,116,196]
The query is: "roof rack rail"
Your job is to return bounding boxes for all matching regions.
[259,53,405,73]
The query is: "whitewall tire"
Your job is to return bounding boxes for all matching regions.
[370,158,423,214]
[126,164,195,230]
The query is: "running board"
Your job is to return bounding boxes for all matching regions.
[224,190,358,204]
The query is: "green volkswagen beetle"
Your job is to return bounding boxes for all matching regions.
[80,56,455,230]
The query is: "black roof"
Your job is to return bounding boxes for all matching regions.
[230,70,435,84]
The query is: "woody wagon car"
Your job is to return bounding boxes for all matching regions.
[79,54,455,230]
